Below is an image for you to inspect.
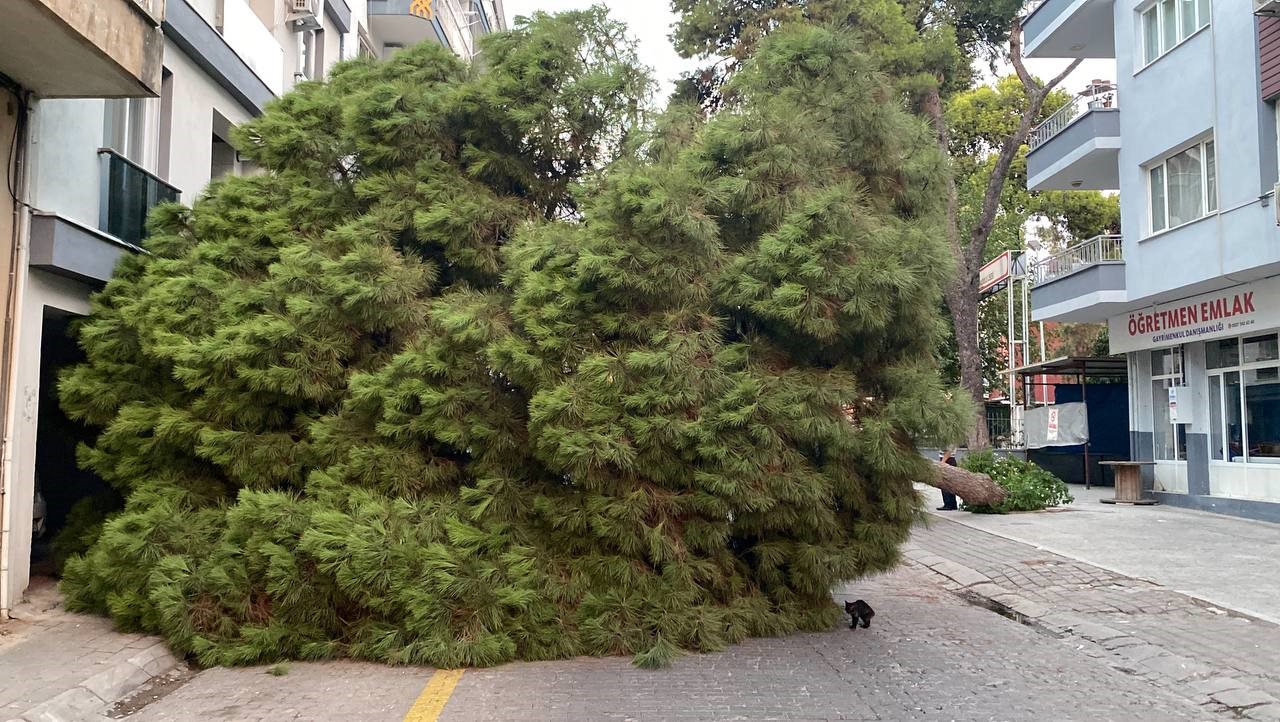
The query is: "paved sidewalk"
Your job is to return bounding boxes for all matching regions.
[906,508,1280,721]
[0,577,181,722]
[934,483,1280,623]
[124,565,1209,721]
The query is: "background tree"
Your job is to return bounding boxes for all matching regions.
[940,76,1119,397]
[59,12,971,669]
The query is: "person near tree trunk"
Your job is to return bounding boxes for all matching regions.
[938,449,960,511]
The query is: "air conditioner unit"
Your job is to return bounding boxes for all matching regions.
[287,0,323,31]
[1256,0,1280,16]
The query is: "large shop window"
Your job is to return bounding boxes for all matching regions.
[1151,347,1187,460]
[1207,334,1280,463]
[1140,0,1210,66]
[1148,139,1217,235]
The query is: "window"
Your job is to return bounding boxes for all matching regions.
[1140,0,1210,66]
[158,69,174,181]
[103,98,148,164]
[358,23,377,59]
[210,110,238,180]
[1151,347,1187,461]
[1148,139,1216,234]
[1207,335,1280,463]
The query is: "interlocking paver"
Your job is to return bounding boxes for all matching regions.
[124,565,1213,721]
[0,578,177,720]
[910,513,1280,711]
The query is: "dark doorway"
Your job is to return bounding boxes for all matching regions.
[30,309,118,576]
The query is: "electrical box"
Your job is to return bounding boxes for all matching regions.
[1168,385,1195,424]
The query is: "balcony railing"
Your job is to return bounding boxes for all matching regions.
[1028,82,1117,150]
[98,149,181,246]
[1030,234,1123,285]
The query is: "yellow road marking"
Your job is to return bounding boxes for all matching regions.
[404,668,464,722]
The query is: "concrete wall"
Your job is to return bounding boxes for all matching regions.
[162,37,254,203]
[1,270,91,607]
[26,101,110,229]
[0,91,16,317]
[1116,0,1280,306]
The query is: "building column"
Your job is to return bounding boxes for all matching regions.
[1184,341,1211,496]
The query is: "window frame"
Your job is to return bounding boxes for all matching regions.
[1146,138,1217,238]
[1137,0,1211,71]
[1207,334,1280,464]
[1151,347,1187,461]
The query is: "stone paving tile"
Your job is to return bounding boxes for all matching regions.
[0,578,174,719]
[437,565,1206,722]
[908,515,1280,707]
[122,565,1210,722]
[124,662,427,722]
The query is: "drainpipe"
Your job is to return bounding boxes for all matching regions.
[0,81,32,616]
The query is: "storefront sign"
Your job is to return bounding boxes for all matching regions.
[1108,276,1280,353]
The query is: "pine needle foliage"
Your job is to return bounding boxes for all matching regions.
[59,10,969,669]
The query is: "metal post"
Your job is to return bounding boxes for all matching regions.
[1081,364,1091,489]
[1007,275,1016,413]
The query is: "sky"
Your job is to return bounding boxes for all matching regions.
[501,1,1115,105]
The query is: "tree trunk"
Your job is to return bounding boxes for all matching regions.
[923,460,1007,506]
[943,276,989,448]
[923,84,989,450]
[921,19,1081,449]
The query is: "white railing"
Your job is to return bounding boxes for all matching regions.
[1028,83,1117,149]
[1030,234,1123,285]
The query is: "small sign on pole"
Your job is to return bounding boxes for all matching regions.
[978,251,1014,296]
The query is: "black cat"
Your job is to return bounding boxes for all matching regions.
[845,599,874,630]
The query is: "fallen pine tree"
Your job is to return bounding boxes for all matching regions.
[58,10,976,669]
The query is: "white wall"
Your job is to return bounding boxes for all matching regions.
[162,38,254,203]
[1,270,92,607]
[222,0,286,95]
[1115,0,1280,305]
[26,100,109,229]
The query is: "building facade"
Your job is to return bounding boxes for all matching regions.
[0,0,505,612]
[1023,0,1280,519]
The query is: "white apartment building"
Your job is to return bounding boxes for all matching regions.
[0,0,505,612]
[1022,0,1280,520]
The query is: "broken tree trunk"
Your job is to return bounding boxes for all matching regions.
[921,461,1007,507]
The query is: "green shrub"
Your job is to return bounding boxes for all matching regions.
[959,450,1073,513]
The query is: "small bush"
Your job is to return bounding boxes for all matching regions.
[959,450,1073,514]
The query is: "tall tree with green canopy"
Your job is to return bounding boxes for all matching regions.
[58,9,970,669]
[941,75,1119,393]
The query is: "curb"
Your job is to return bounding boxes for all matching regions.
[7,642,182,722]
[903,540,1280,721]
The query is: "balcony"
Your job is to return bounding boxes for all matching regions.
[1026,84,1120,191]
[368,0,455,56]
[0,0,165,98]
[1029,234,1127,322]
[1022,0,1115,59]
[99,149,181,246]
[30,149,179,286]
